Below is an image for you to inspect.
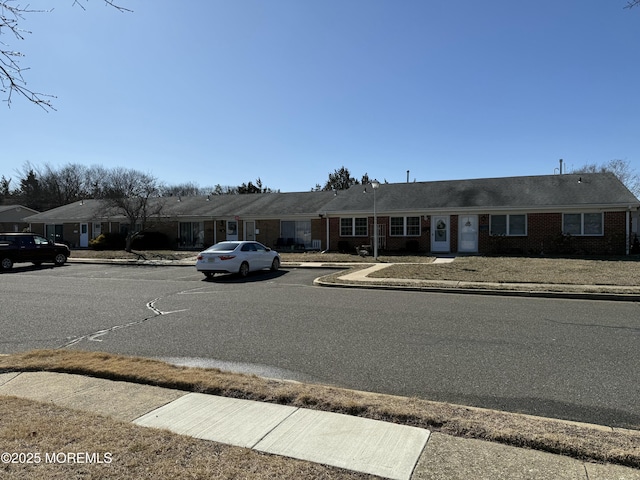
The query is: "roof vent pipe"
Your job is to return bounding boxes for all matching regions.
[559,159,563,174]
[407,170,409,183]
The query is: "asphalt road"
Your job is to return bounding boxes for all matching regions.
[2,263,639,429]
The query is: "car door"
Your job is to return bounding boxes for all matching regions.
[240,242,258,271]
[17,235,37,263]
[33,235,54,263]
[253,242,271,269]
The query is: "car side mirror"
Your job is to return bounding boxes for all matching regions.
[266,247,271,251]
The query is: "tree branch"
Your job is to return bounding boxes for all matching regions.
[1,0,130,111]
[72,1,133,13]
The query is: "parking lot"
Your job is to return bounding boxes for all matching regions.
[3,263,640,429]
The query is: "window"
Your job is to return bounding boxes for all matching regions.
[340,218,352,236]
[390,217,403,236]
[563,213,603,236]
[407,217,420,236]
[390,216,421,236]
[281,220,312,248]
[340,217,368,236]
[179,222,205,248]
[34,235,49,245]
[354,218,367,236]
[490,214,527,236]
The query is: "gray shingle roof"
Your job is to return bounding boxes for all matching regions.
[322,173,640,214]
[22,173,639,223]
[0,205,40,222]
[23,200,105,223]
[23,190,338,222]
[159,190,337,218]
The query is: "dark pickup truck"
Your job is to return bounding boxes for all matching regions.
[0,232,71,270]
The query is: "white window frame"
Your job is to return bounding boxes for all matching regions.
[490,214,527,236]
[562,213,603,236]
[340,217,368,237]
[390,216,421,236]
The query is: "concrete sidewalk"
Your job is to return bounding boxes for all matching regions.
[1,371,638,479]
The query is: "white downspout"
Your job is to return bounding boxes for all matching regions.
[325,215,330,252]
[626,209,630,255]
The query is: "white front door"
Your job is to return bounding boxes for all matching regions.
[431,215,450,252]
[458,215,478,253]
[79,223,89,248]
[244,221,256,241]
[226,220,238,241]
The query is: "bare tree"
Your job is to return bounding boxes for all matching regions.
[71,1,131,13]
[161,182,209,197]
[0,1,130,111]
[38,163,91,207]
[84,164,111,198]
[0,3,55,110]
[101,168,164,252]
[571,159,640,197]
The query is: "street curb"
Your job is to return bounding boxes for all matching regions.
[68,258,196,267]
[67,258,640,302]
[313,278,640,302]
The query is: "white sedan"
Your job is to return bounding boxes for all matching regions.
[196,241,281,279]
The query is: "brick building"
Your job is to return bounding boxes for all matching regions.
[23,173,640,255]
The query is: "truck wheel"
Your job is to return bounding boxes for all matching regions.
[54,253,67,266]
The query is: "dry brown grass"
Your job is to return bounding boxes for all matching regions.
[71,249,640,288]
[0,397,373,480]
[2,350,639,471]
[70,249,433,264]
[367,256,640,286]
[70,250,198,261]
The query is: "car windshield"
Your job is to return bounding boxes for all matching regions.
[206,242,240,252]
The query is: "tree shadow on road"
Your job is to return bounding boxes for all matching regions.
[201,269,288,283]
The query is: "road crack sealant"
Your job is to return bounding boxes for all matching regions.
[59,298,187,348]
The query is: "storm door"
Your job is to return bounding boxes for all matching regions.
[431,215,450,252]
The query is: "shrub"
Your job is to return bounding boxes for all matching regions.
[131,231,170,250]
[549,232,575,254]
[89,232,126,250]
[337,240,352,253]
[631,234,640,255]
[405,239,420,252]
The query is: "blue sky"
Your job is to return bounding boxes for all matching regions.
[2,0,639,192]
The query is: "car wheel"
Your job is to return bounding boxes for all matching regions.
[1,257,13,270]
[54,253,67,266]
[270,257,280,271]
[204,272,214,279]
[239,262,249,278]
